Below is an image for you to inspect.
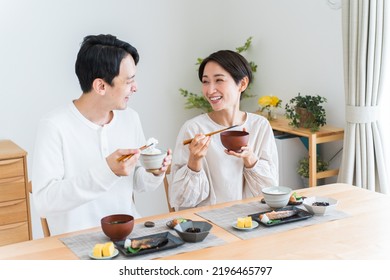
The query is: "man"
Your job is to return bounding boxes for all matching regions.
[32,34,171,235]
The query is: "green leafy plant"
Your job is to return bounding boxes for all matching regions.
[284,93,327,132]
[297,156,329,178]
[180,37,258,113]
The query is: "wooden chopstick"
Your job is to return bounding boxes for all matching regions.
[182,125,239,145]
[117,144,152,162]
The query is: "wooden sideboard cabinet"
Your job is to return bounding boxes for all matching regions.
[269,116,344,187]
[0,140,32,246]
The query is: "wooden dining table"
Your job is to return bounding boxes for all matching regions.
[0,183,389,260]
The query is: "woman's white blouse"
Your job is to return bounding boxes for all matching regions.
[169,113,279,210]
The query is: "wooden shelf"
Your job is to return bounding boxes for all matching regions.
[269,116,344,187]
[0,140,32,245]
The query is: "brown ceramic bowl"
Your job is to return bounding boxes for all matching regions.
[101,214,134,241]
[220,130,249,152]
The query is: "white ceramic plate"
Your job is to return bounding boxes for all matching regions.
[232,220,259,231]
[89,249,119,260]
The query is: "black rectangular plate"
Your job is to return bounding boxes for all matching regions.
[114,231,184,257]
[249,206,313,227]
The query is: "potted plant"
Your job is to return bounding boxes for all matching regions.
[284,93,327,132]
[179,37,258,113]
[297,156,329,187]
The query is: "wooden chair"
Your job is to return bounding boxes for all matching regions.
[164,165,175,212]
[27,181,51,237]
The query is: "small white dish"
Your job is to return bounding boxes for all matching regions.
[303,196,338,216]
[232,220,259,231]
[89,249,119,260]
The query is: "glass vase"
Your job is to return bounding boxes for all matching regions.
[266,109,276,121]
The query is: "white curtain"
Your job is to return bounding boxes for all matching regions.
[338,0,389,194]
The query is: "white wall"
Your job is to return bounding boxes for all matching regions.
[0,0,344,239]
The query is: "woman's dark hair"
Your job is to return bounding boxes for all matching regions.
[75,34,139,93]
[198,50,253,94]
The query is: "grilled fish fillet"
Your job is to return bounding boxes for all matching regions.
[131,237,168,249]
[259,209,298,220]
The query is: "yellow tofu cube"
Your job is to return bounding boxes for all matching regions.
[237,217,245,228]
[92,243,104,258]
[244,216,252,228]
[102,242,115,257]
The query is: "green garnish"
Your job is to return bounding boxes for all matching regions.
[267,219,281,224]
[109,220,127,224]
[292,192,302,200]
[127,247,142,254]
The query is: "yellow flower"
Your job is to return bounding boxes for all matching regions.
[258,96,272,107]
[258,95,282,121]
[258,95,282,109]
[270,96,280,107]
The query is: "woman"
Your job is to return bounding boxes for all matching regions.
[169,50,278,210]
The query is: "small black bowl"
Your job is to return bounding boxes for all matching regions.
[173,221,212,242]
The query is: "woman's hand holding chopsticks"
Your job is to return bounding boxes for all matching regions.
[187,134,211,172]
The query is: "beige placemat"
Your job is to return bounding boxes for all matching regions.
[195,201,350,240]
[60,217,226,260]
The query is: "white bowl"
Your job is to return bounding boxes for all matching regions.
[261,186,292,209]
[139,149,167,172]
[303,196,338,216]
